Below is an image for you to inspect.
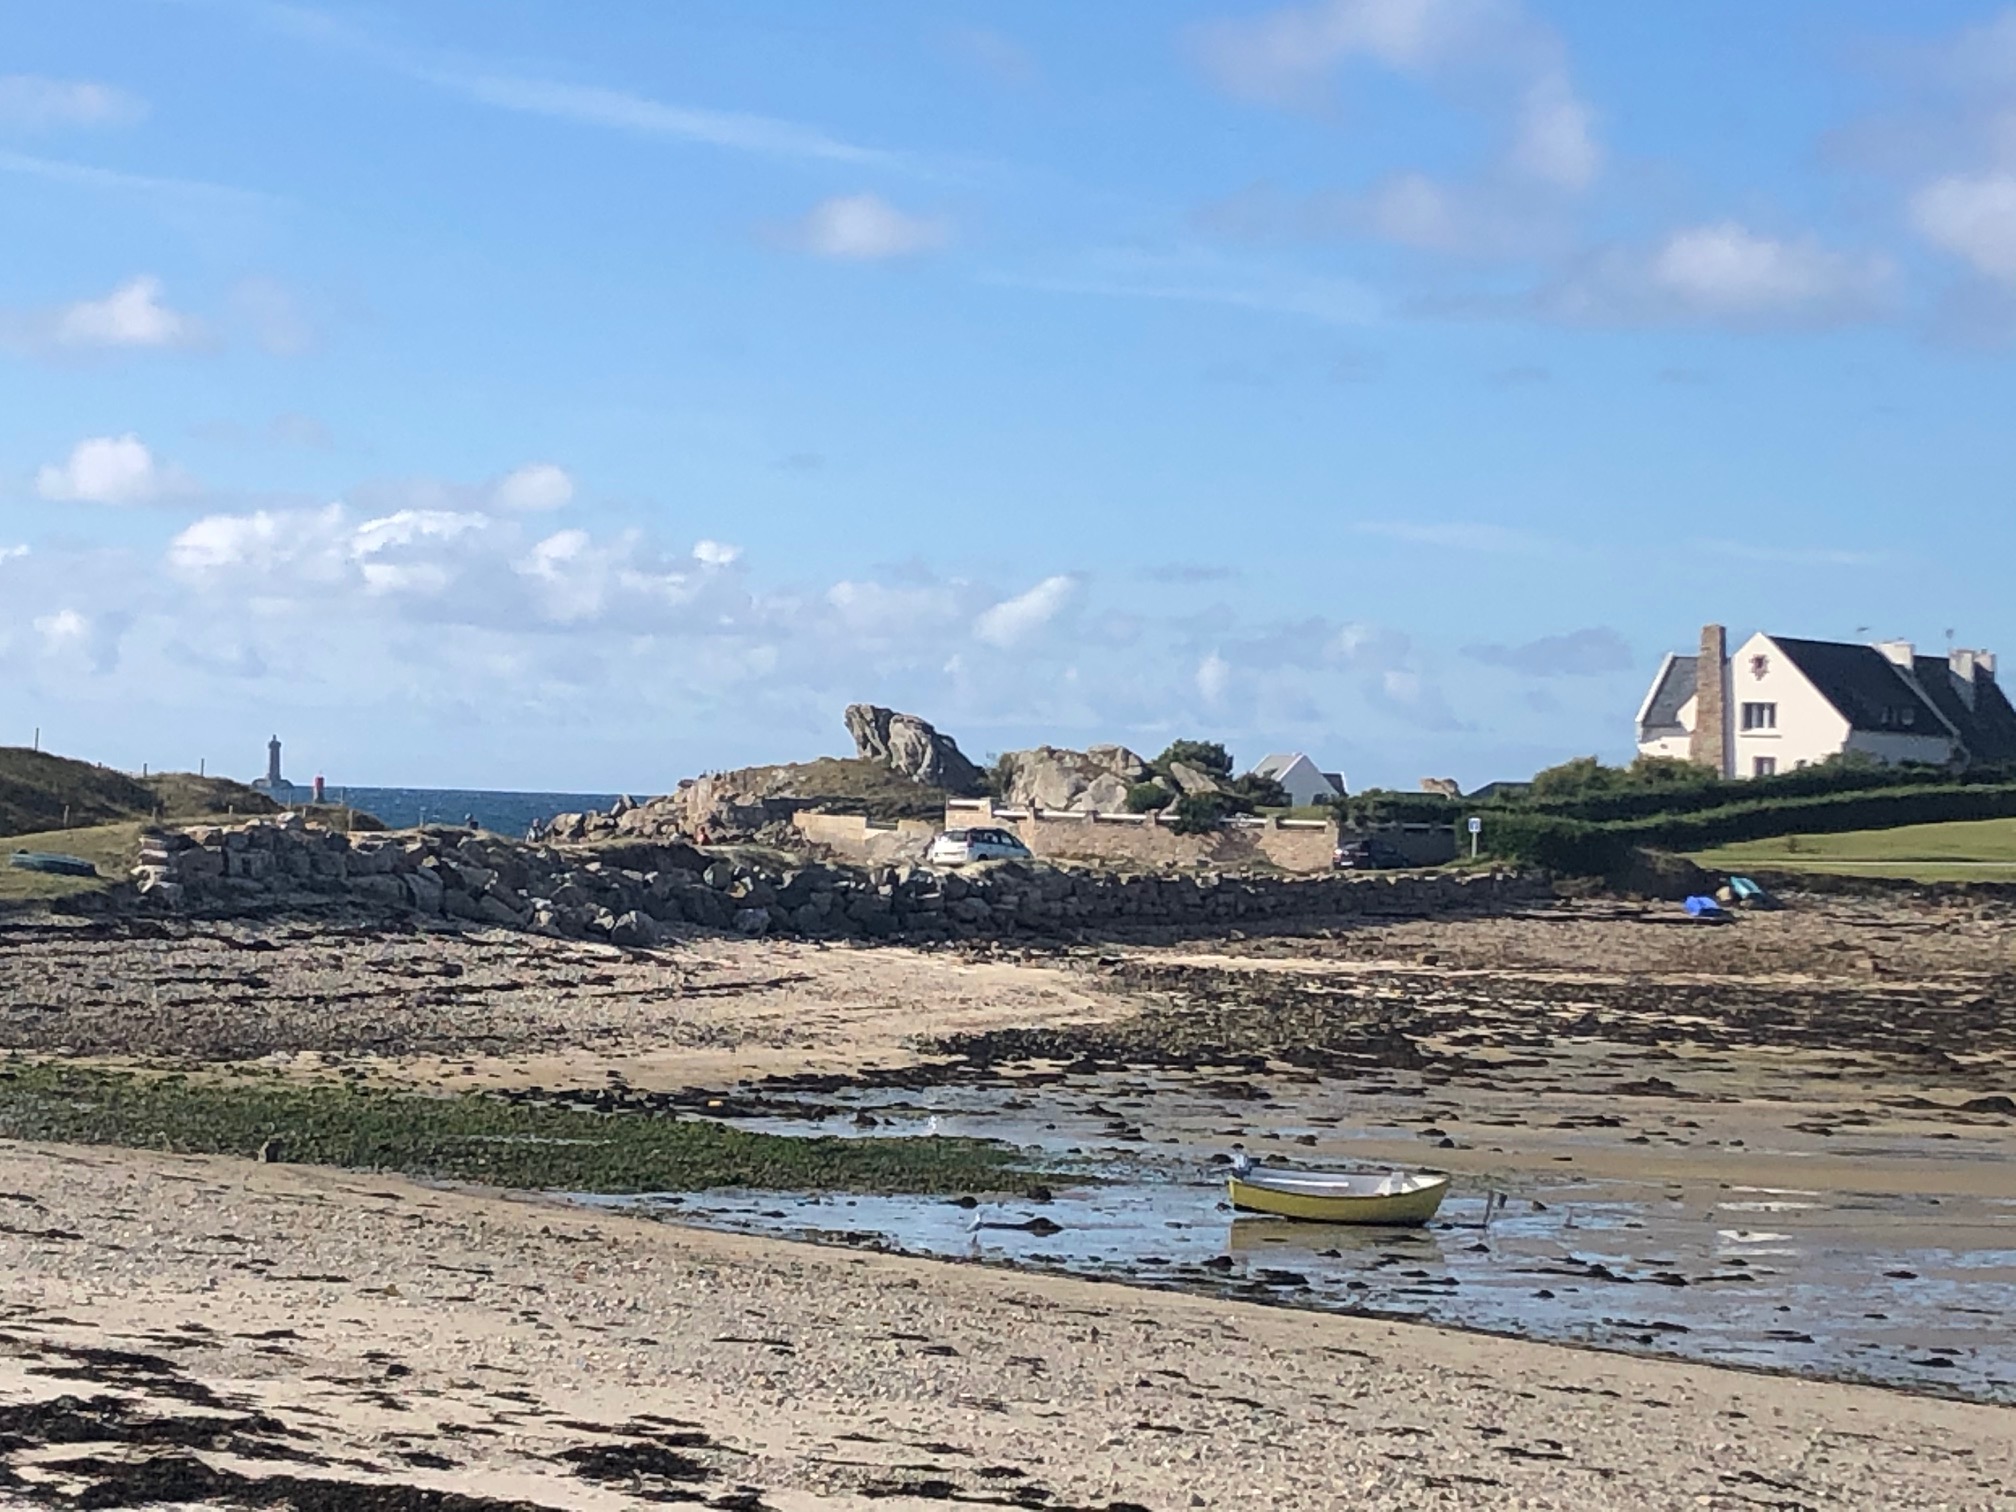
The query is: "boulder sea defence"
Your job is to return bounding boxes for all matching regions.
[125,815,1542,945]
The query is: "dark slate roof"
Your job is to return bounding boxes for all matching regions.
[1912,656,2016,763]
[1769,638,1943,736]
[1639,654,1697,732]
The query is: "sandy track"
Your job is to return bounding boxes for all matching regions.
[0,1141,2010,1511]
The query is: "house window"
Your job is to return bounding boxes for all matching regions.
[1741,702,1777,731]
[1753,756,1777,777]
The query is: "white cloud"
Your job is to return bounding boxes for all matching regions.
[0,545,28,565]
[0,150,272,211]
[35,435,189,506]
[1911,172,2016,282]
[34,608,89,646]
[51,276,202,349]
[1545,222,1894,327]
[1512,73,1599,191]
[1650,223,1886,312]
[1188,0,1597,262]
[233,277,314,355]
[490,462,575,513]
[973,575,1078,647]
[826,579,966,640]
[429,71,902,169]
[1190,0,1505,105]
[0,75,145,129]
[168,504,348,578]
[791,194,949,260]
[693,540,742,566]
[1196,651,1231,703]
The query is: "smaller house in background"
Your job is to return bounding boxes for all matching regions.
[1250,753,1346,807]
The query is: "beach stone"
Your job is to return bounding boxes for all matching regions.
[732,907,772,936]
[607,909,659,947]
[402,870,445,914]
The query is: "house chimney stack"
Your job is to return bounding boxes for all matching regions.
[1950,648,1980,709]
[1691,624,1729,777]
[1875,639,1915,669]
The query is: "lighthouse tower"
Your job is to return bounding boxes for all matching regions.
[252,736,297,798]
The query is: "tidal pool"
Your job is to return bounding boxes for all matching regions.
[590,1160,2016,1405]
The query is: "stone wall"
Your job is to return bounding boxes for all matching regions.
[986,805,1336,872]
[129,816,1544,945]
[945,799,1456,872]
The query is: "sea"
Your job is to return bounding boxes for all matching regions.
[313,787,624,836]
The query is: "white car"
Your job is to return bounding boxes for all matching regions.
[927,826,1033,867]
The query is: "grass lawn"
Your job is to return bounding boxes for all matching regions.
[1692,817,2016,883]
[0,821,145,903]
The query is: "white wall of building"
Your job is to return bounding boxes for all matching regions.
[1262,754,1340,807]
[1728,633,1851,777]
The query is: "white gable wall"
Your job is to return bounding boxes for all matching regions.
[1255,754,1338,807]
[1729,633,1849,777]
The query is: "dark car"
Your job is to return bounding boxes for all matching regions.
[1333,837,1408,870]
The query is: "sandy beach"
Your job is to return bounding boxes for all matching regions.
[1,1140,2012,1511]
[1,892,2013,1506]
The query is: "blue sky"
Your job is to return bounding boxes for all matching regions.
[3,0,2015,791]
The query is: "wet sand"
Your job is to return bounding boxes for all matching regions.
[1,1141,2012,1511]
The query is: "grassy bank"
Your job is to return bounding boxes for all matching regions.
[0,822,141,903]
[1692,817,2016,884]
[0,1062,1046,1196]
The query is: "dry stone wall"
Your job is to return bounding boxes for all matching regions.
[127,817,1543,944]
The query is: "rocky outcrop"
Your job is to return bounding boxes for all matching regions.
[126,815,1541,942]
[1162,760,1226,797]
[993,745,1152,814]
[844,706,984,795]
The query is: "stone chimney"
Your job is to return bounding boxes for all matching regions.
[1690,624,1728,777]
[1875,639,1915,669]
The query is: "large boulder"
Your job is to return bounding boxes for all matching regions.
[994,744,1152,813]
[844,705,985,795]
[1163,759,1226,797]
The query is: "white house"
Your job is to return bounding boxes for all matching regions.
[1249,753,1347,806]
[1636,624,2016,778]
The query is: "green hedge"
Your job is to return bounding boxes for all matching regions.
[1476,782,2016,873]
[1516,762,2007,825]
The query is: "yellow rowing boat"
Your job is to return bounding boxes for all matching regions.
[1226,1163,1450,1225]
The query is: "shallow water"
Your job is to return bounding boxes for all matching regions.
[593,1168,2016,1404]
[583,1069,2016,1404]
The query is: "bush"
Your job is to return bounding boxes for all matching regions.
[1125,781,1173,813]
[1169,793,1231,835]
[1154,740,1233,781]
[1329,788,1461,828]
[1472,811,1631,874]
[1227,772,1289,809]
